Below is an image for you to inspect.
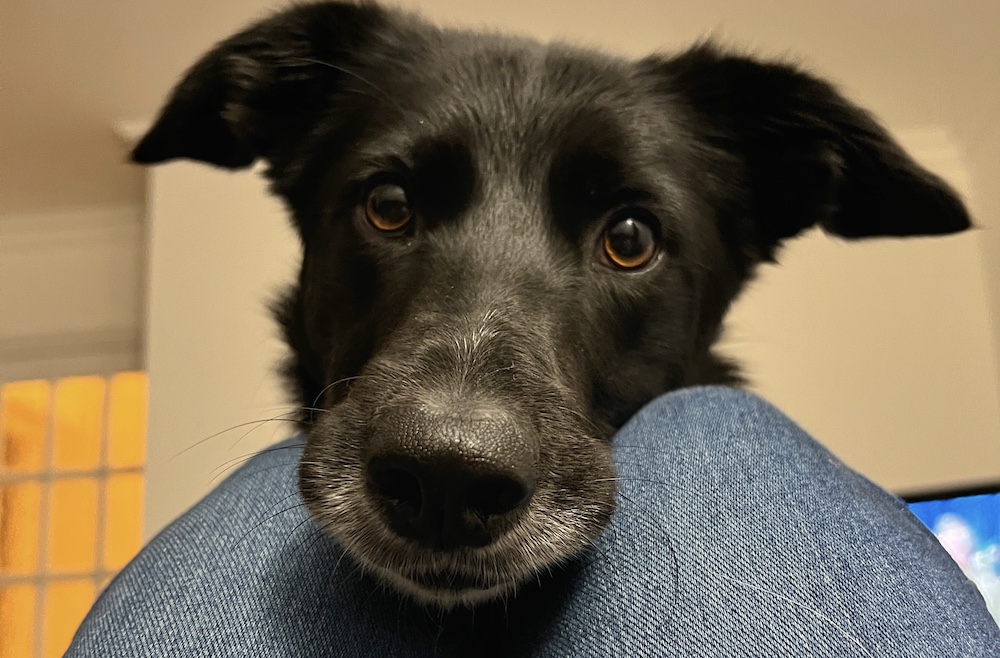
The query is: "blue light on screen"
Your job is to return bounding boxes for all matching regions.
[909,491,1000,626]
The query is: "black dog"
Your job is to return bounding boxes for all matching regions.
[134,1,969,607]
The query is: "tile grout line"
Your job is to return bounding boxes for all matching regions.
[0,569,119,587]
[33,381,55,658]
[94,379,110,601]
[0,466,142,485]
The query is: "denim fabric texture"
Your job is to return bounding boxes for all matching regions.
[68,387,1000,656]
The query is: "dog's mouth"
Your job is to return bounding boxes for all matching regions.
[409,569,496,591]
[365,558,522,607]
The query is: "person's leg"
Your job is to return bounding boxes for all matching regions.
[66,438,438,658]
[510,386,1000,656]
[68,387,1000,657]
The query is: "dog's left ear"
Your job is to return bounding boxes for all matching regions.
[643,45,970,253]
[131,2,390,169]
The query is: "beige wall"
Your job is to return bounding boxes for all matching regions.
[721,231,1000,494]
[138,1,1000,537]
[143,164,299,536]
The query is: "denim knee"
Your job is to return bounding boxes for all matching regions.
[614,385,832,468]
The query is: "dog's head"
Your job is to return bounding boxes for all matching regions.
[134,2,969,606]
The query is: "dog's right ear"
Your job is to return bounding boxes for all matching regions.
[640,44,971,259]
[131,2,389,169]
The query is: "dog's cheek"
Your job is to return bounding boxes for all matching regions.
[297,412,369,533]
[298,252,382,393]
[582,298,686,427]
[544,432,618,540]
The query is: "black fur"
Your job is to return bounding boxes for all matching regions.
[134,1,970,607]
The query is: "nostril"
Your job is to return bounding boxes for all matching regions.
[368,458,422,509]
[466,475,533,517]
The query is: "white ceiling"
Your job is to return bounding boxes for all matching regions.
[2,0,998,217]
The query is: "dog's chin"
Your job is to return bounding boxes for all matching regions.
[364,559,522,609]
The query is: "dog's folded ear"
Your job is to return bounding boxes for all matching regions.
[131,2,388,169]
[646,44,970,252]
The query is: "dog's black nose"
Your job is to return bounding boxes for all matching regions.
[366,406,537,550]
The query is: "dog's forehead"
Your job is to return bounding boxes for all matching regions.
[430,38,633,121]
[361,36,650,176]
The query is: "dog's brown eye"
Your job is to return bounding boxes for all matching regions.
[366,184,413,232]
[601,217,657,269]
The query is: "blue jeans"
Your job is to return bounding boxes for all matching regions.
[68,387,999,656]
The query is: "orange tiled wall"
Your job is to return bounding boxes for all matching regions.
[0,373,147,658]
